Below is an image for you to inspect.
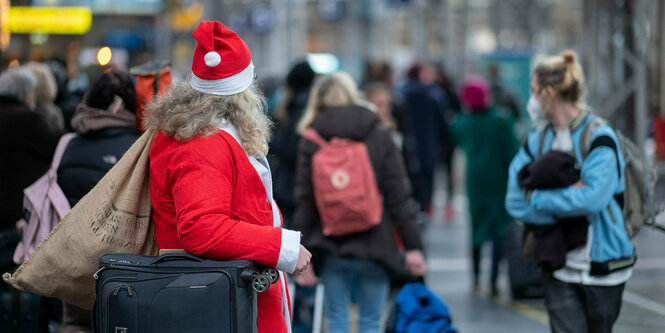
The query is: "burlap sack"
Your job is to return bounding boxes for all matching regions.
[3,131,159,309]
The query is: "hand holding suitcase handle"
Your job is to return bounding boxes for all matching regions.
[156,250,278,293]
[151,253,203,264]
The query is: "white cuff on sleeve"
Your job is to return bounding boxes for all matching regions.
[275,229,301,274]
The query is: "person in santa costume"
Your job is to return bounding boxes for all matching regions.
[144,20,311,333]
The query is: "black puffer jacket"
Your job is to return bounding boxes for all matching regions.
[57,127,140,207]
[292,106,422,275]
[269,89,310,223]
[0,96,59,231]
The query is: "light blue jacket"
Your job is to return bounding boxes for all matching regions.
[505,113,635,275]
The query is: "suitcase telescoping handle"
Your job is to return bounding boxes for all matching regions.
[150,253,203,265]
[151,250,279,293]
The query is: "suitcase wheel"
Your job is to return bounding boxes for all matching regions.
[262,268,279,284]
[252,274,271,293]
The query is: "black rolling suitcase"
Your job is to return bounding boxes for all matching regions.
[93,253,278,333]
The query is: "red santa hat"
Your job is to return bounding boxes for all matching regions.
[190,21,254,96]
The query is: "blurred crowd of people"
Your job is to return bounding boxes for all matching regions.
[0,11,642,331]
[265,59,522,332]
[0,58,144,331]
[0,40,523,332]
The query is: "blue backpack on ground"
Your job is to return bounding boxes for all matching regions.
[385,283,458,333]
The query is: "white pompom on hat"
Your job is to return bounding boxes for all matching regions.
[190,20,254,96]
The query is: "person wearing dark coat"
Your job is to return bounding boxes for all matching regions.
[402,63,451,214]
[364,82,421,215]
[45,59,85,133]
[269,61,316,333]
[292,72,425,333]
[24,62,66,136]
[0,67,61,331]
[269,61,315,229]
[434,65,461,221]
[488,64,522,123]
[0,67,60,233]
[56,69,141,333]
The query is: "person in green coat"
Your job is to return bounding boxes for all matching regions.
[451,77,518,296]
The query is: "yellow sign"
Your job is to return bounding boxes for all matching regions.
[0,0,10,50]
[3,7,92,34]
[171,2,203,32]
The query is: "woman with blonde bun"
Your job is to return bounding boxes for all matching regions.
[506,50,634,333]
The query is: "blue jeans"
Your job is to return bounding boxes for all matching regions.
[321,256,390,333]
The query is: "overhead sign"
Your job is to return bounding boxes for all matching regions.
[0,0,9,50]
[171,2,203,32]
[33,0,164,15]
[4,7,92,34]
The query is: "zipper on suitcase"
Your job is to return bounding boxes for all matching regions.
[98,277,137,332]
[112,284,133,296]
[104,283,135,332]
[99,265,236,279]
[93,266,106,279]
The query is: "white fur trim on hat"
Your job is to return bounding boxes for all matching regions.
[190,61,254,96]
[204,51,222,67]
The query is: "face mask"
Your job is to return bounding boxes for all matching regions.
[527,95,546,123]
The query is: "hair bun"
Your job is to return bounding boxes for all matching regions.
[561,50,577,65]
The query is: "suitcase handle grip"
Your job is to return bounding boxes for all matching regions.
[151,253,203,264]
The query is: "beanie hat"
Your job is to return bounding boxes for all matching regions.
[406,63,422,80]
[460,76,491,111]
[190,21,254,96]
[286,61,315,91]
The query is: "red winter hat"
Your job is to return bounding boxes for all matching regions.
[190,20,254,96]
[460,76,491,111]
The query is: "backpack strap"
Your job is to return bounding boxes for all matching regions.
[589,136,623,208]
[522,140,534,160]
[579,117,624,208]
[580,117,606,158]
[537,124,549,157]
[523,124,548,160]
[302,129,328,147]
[154,71,161,101]
[51,133,76,170]
[588,135,620,174]
[579,117,620,176]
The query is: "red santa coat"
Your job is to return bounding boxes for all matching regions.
[149,128,299,333]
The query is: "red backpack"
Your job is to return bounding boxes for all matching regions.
[303,129,383,237]
[130,60,173,132]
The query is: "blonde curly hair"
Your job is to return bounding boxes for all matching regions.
[143,81,271,156]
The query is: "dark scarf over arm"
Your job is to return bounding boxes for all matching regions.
[517,151,589,271]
